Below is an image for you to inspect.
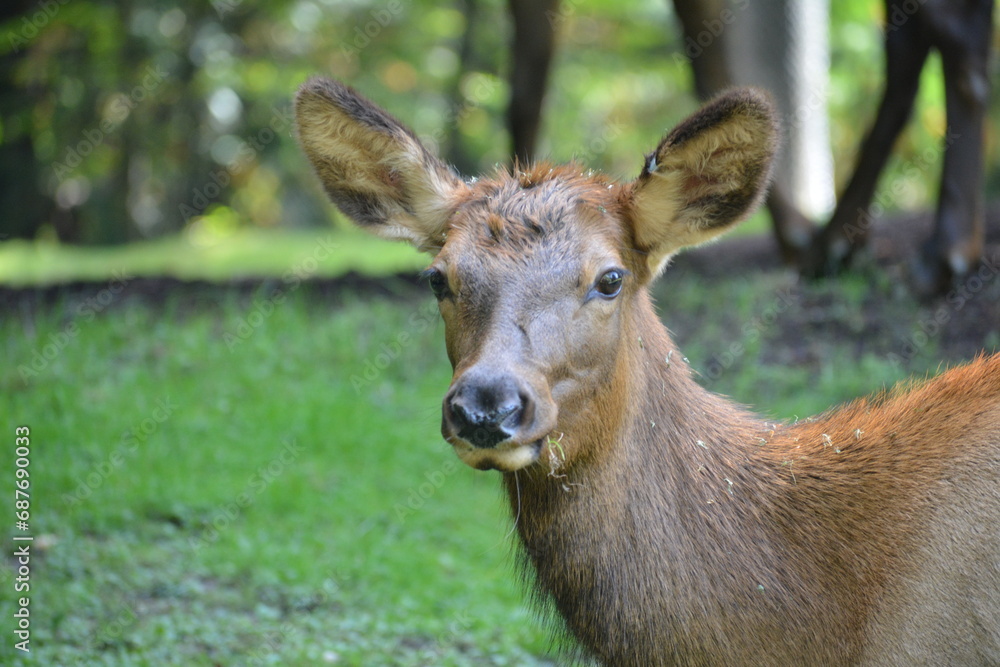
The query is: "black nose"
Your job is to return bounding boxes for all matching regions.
[445,377,525,449]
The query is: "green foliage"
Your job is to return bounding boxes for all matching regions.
[3,0,995,246]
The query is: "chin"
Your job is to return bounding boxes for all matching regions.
[452,439,543,472]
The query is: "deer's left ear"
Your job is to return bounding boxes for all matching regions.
[625,88,778,276]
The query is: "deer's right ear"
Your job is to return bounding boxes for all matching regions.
[295,77,465,252]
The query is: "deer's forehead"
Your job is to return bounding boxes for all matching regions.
[441,172,626,269]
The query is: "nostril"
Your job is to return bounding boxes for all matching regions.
[445,377,533,449]
[492,402,519,427]
[448,397,475,431]
[516,391,534,428]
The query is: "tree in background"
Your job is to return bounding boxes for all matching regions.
[3,0,331,243]
[0,0,985,249]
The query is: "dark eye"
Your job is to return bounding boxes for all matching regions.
[595,269,624,298]
[421,268,451,300]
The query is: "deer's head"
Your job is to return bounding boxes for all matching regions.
[296,78,776,472]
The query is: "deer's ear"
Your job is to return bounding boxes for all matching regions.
[625,88,777,276]
[295,77,465,252]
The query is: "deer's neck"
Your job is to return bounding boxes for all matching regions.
[505,289,766,538]
[501,292,809,663]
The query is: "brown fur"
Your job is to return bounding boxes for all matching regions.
[296,77,1000,665]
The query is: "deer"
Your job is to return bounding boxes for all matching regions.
[802,0,994,293]
[295,77,1000,666]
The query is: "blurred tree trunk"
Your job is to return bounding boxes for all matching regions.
[443,0,479,174]
[507,0,559,165]
[728,0,834,221]
[672,0,731,100]
[675,0,832,262]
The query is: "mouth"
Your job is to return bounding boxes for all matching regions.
[450,438,543,472]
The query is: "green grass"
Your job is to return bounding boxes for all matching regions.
[0,227,427,286]
[658,269,925,418]
[1,290,553,665]
[0,243,987,665]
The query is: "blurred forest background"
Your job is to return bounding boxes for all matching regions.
[4,3,1000,663]
[2,0,998,249]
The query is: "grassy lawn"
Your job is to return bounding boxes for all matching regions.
[0,227,427,286]
[0,233,993,665]
[1,288,553,665]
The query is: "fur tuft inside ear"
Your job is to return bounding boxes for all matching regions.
[627,88,778,276]
[295,77,465,252]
